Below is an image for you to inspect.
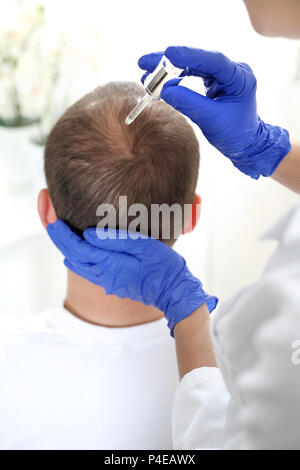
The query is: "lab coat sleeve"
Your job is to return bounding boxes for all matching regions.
[216,276,300,450]
[173,204,300,450]
[172,367,230,449]
[211,204,300,449]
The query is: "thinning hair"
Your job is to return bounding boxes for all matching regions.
[44,81,200,243]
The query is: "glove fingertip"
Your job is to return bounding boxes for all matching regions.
[164,45,179,60]
[164,45,191,69]
[138,55,147,69]
[138,51,164,72]
[47,219,63,233]
[47,220,75,244]
[141,71,149,84]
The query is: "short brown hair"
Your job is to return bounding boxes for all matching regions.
[44,81,200,243]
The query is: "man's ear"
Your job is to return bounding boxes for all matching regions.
[38,189,57,228]
[183,193,201,235]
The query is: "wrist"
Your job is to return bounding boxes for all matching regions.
[163,264,218,336]
[271,142,300,194]
[174,304,217,378]
[173,302,211,338]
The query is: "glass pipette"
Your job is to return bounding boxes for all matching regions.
[125,56,183,125]
[125,93,153,125]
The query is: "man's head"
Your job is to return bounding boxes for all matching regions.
[39,81,200,244]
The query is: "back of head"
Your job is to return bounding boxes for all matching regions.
[45,81,200,244]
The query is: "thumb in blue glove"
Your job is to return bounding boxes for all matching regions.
[47,220,217,336]
[138,46,291,179]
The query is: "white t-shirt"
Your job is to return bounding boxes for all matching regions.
[0,307,178,450]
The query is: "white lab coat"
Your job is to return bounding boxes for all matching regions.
[173,203,300,450]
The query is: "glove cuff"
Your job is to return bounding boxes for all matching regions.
[230,121,291,179]
[162,265,218,337]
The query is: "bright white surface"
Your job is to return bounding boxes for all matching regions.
[0,307,178,449]
[173,203,300,450]
[172,367,229,449]
[0,233,65,316]
[0,0,300,315]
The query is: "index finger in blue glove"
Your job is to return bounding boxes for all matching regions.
[65,254,143,300]
[161,81,215,124]
[47,220,79,258]
[165,46,235,84]
[138,51,164,72]
[64,258,99,284]
[47,220,111,265]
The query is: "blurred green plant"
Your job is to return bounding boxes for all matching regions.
[0,4,45,127]
[31,45,64,145]
[0,1,104,143]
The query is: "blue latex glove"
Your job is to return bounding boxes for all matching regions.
[47,220,218,336]
[138,46,291,179]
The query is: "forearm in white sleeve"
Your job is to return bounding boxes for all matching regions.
[172,367,230,450]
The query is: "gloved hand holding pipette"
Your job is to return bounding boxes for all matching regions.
[138,46,291,180]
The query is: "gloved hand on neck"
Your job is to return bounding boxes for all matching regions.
[47,220,217,336]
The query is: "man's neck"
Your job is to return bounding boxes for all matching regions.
[65,270,164,328]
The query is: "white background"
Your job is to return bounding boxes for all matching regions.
[0,0,299,316]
